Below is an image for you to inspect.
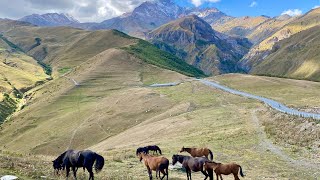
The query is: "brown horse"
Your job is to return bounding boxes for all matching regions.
[180,147,213,160]
[203,161,245,180]
[139,153,169,180]
[172,154,213,180]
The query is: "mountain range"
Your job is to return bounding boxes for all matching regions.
[15,0,320,80]
[19,13,79,26]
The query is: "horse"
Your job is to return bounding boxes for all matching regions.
[146,145,162,155]
[203,161,245,180]
[172,154,213,180]
[136,147,149,155]
[52,149,105,180]
[138,153,169,180]
[180,146,213,160]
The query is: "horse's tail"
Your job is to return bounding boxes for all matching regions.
[208,149,213,160]
[239,165,245,177]
[94,153,105,173]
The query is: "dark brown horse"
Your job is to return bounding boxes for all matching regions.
[203,161,245,180]
[52,150,104,180]
[172,154,213,180]
[139,153,169,180]
[180,147,213,160]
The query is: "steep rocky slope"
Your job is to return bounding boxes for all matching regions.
[147,15,251,75]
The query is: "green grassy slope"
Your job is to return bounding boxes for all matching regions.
[251,25,320,81]
[0,19,204,78]
[123,40,206,77]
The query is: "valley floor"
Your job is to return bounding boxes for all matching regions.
[0,74,319,179]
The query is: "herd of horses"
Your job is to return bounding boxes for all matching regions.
[52,146,245,180]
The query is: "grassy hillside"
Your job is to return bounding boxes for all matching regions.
[251,25,320,81]
[213,74,320,109]
[0,35,49,123]
[0,19,204,78]
[0,75,319,179]
[240,8,320,76]
[212,15,296,45]
[213,16,269,39]
[123,40,206,77]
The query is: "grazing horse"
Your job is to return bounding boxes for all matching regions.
[52,149,104,180]
[146,145,162,155]
[136,147,149,155]
[139,153,169,180]
[172,154,213,180]
[180,146,213,160]
[203,161,245,180]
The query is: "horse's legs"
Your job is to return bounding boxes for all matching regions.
[216,173,219,180]
[147,167,152,180]
[234,173,240,180]
[160,169,165,180]
[66,166,70,179]
[156,168,159,179]
[72,167,77,180]
[201,169,208,180]
[86,166,94,180]
[185,169,190,180]
[219,174,223,180]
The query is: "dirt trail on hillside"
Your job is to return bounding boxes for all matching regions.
[251,109,320,174]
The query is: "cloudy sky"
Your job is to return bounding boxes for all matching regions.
[0,0,319,22]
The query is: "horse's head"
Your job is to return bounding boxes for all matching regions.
[179,146,185,153]
[138,152,145,162]
[172,154,180,165]
[52,159,62,174]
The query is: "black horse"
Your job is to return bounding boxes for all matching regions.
[146,145,162,155]
[52,149,104,180]
[136,147,149,155]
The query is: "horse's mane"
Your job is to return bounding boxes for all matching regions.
[176,154,190,162]
[55,150,68,162]
[207,161,221,166]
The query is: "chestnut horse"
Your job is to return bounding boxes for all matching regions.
[180,147,213,160]
[203,161,245,180]
[139,153,169,180]
[172,154,213,180]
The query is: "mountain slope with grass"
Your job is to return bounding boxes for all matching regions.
[147,15,252,75]
[250,25,320,81]
[0,32,49,123]
[212,15,295,44]
[0,19,205,155]
[0,19,203,78]
[240,7,320,75]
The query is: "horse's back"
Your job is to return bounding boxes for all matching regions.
[187,157,208,171]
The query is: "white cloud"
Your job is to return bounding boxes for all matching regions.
[0,0,149,22]
[281,9,303,16]
[249,1,257,8]
[190,0,221,7]
[313,5,320,9]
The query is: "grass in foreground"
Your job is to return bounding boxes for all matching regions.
[0,80,319,179]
